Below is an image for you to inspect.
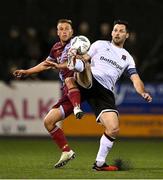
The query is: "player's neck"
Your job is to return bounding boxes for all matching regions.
[111,40,124,48]
[61,41,66,46]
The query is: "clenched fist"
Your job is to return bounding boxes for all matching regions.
[141,92,152,103]
[13,69,28,78]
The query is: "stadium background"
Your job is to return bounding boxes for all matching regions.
[0,0,163,179]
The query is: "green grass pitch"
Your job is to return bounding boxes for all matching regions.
[0,137,163,179]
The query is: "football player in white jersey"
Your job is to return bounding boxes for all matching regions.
[46,20,152,171]
[78,20,152,171]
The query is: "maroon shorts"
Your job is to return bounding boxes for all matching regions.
[52,85,73,118]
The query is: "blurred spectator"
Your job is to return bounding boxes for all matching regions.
[22,27,59,80]
[78,21,94,43]
[38,27,59,80]
[124,31,139,66]
[139,33,163,81]
[41,26,58,58]
[23,27,42,67]
[99,22,111,40]
[47,27,58,48]
[1,26,25,85]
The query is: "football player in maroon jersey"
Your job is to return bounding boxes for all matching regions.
[13,19,83,168]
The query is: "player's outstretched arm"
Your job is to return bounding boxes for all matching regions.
[130,74,152,103]
[13,59,52,78]
[45,60,67,69]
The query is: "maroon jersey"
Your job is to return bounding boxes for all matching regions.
[48,41,74,83]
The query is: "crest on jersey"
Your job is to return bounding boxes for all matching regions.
[121,55,126,60]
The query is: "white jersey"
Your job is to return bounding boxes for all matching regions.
[87,40,136,92]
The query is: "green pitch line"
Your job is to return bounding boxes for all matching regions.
[0,137,163,179]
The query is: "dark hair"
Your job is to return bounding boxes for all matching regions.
[57,19,73,27]
[113,20,129,32]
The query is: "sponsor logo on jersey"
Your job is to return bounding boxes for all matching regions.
[100,56,123,70]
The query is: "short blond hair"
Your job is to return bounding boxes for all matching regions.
[57,19,73,27]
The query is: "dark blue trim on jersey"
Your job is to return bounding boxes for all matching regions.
[127,68,137,77]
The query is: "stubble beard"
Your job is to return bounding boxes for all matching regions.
[112,38,124,47]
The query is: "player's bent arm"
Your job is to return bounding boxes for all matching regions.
[130,74,152,102]
[58,61,67,69]
[81,54,91,62]
[45,60,67,69]
[66,53,91,72]
[71,54,91,72]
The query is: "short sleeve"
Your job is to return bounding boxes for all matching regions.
[87,41,99,57]
[126,55,137,77]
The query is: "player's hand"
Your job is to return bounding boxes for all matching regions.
[141,92,152,103]
[44,60,59,69]
[67,48,77,70]
[13,69,28,79]
[68,48,77,57]
[76,54,83,59]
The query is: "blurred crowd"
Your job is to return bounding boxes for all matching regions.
[0,20,162,85]
[0,21,113,84]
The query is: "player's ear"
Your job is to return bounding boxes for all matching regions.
[126,33,129,39]
[71,28,74,35]
[111,30,113,37]
[57,30,59,36]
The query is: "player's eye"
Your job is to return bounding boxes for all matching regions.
[65,27,71,31]
[58,28,63,31]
